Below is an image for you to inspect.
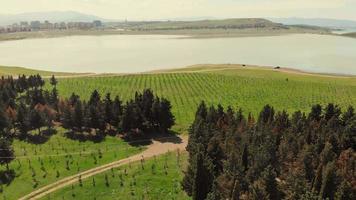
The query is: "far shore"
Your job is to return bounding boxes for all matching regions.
[0,27,337,42]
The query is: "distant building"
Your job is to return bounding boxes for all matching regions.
[93,20,102,27]
[30,21,41,30]
[20,21,29,26]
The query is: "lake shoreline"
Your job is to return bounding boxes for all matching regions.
[0,28,335,42]
[2,64,355,79]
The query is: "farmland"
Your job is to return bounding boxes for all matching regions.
[52,65,356,132]
[40,151,189,200]
[0,128,142,200]
[1,64,356,199]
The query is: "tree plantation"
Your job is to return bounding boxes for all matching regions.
[0,74,175,193]
[183,102,355,200]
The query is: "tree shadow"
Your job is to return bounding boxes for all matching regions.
[18,129,57,144]
[64,131,105,143]
[0,169,15,186]
[122,130,183,147]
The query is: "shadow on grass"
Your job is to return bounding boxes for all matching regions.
[0,169,15,186]
[64,131,105,143]
[17,129,57,145]
[123,130,182,147]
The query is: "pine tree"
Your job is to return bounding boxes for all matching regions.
[61,104,73,130]
[158,98,175,132]
[103,93,113,129]
[29,109,45,134]
[0,103,10,138]
[0,138,14,171]
[16,102,29,136]
[320,162,337,200]
[112,95,123,129]
[89,90,101,106]
[73,100,84,132]
[50,75,57,87]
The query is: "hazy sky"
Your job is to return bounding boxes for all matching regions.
[1,0,356,20]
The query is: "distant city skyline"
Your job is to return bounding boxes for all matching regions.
[1,0,356,21]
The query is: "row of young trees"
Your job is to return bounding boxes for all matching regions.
[0,74,175,174]
[183,102,355,200]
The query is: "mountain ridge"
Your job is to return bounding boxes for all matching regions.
[0,11,109,26]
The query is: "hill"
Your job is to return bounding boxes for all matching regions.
[0,65,90,77]
[122,18,329,33]
[343,32,356,38]
[0,11,107,26]
[126,18,286,30]
[269,17,356,28]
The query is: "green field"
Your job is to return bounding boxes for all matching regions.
[52,65,356,132]
[41,151,189,200]
[0,128,142,200]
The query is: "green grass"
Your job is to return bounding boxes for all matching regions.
[0,66,83,76]
[0,128,143,200]
[52,65,356,132]
[41,151,190,200]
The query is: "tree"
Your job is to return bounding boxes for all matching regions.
[29,109,45,134]
[261,165,279,200]
[16,102,29,136]
[88,90,101,106]
[50,75,58,87]
[320,162,337,200]
[73,101,84,132]
[103,93,113,129]
[0,104,10,138]
[0,138,14,171]
[112,95,123,128]
[309,104,322,121]
[86,104,105,133]
[158,98,175,132]
[192,150,214,200]
[61,104,73,130]
[335,181,354,200]
[258,105,275,125]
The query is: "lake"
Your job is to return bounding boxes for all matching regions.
[0,34,356,75]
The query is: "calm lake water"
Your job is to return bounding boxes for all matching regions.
[0,34,356,75]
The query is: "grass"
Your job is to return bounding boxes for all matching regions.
[41,151,190,200]
[0,128,143,200]
[51,65,356,132]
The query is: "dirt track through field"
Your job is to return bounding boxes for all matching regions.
[19,135,188,200]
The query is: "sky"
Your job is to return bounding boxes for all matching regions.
[1,0,356,20]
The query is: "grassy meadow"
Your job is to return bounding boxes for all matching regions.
[52,65,356,132]
[40,151,189,200]
[0,128,143,200]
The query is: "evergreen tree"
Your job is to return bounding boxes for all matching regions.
[61,104,73,130]
[29,109,45,134]
[158,98,175,132]
[0,138,14,171]
[50,75,58,87]
[0,103,10,138]
[112,96,123,128]
[320,162,337,200]
[15,102,29,136]
[103,93,113,129]
[73,100,84,132]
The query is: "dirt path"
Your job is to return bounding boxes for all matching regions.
[19,135,188,200]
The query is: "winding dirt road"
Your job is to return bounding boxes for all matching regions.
[19,135,188,200]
